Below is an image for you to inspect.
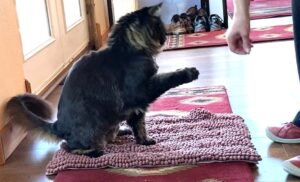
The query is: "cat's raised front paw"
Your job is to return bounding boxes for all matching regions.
[180,67,199,82]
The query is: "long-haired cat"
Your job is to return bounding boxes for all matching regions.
[4,3,199,157]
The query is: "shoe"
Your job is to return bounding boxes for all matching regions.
[265,122,300,143]
[198,8,208,18]
[170,14,186,35]
[193,15,208,33]
[180,13,193,34]
[208,14,224,31]
[283,156,300,177]
[186,5,198,22]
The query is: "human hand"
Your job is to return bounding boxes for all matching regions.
[226,16,252,55]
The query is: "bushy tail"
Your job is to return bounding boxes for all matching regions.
[4,94,61,143]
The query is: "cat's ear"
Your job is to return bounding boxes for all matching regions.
[148,3,163,17]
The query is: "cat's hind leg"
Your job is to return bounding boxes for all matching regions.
[126,110,155,145]
[105,124,132,143]
[61,136,107,158]
[60,142,103,157]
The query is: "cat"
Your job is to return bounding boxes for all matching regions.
[4,3,199,157]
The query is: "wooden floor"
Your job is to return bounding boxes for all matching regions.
[1,32,300,182]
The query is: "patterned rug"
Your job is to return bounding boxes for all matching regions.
[164,24,293,51]
[50,86,261,182]
[227,0,291,20]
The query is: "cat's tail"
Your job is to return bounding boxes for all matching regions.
[4,94,62,143]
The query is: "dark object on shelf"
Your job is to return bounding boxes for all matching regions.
[201,0,210,17]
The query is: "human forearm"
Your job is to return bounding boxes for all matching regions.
[226,0,252,54]
[233,0,250,18]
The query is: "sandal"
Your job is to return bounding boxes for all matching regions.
[186,5,198,22]
[170,14,186,35]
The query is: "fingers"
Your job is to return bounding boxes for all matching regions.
[232,47,248,55]
[242,35,252,54]
[228,37,247,55]
[228,34,253,55]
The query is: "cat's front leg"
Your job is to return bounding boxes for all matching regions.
[147,67,199,102]
[126,110,155,145]
[175,67,200,83]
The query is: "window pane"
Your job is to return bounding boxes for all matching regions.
[63,0,82,28]
[16,0,51,56]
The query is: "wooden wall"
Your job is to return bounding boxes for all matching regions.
[0,0,112,165]
[94,0,110,46]
[0,0,27,165]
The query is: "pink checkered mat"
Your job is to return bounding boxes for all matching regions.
[46,109,261,175]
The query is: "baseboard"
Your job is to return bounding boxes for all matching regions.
[0,123,27,165]
[0,78,31,165]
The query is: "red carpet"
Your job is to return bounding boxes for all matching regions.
[52,86,259,182]
[164,24,293,51]
[227,0,291,20]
